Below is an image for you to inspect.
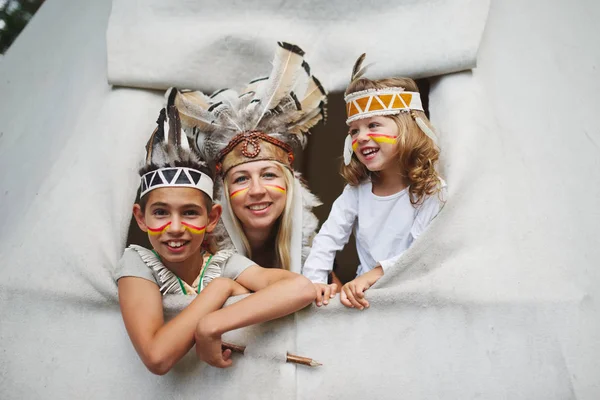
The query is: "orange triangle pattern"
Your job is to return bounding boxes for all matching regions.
[378,94,394,108]
[355,97,370,112]
[391,95,404,109]
[399,93,413,107]
[348,102,360,117]
[369,96,385,111]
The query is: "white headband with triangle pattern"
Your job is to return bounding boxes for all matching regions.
[140,167,214,199]
[344,87,424,124]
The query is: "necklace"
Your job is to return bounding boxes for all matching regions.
[151,250,213,294]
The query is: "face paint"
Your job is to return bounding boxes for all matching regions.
[367,133,397,145]
[147,221,206,235]
[351,133,397,152]
[181,222,206,235]
[147,222,171,236]
[229,187,249,199]
[264,184,286,193]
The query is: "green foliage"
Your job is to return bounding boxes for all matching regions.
[0,0,45,54]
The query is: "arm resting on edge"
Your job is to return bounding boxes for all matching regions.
[118,276,246,375]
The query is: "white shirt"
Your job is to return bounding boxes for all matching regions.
[302,180,446,283]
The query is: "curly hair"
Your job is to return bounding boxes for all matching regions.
[341,77,442,206]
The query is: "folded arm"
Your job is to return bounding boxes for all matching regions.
[118,276,247,374]
[195,266,315,366]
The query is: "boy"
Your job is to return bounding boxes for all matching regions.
[115,106,315,374]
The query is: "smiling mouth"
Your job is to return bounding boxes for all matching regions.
[247,202,271,211]
[163,240,190,249]
[361,148,379,157]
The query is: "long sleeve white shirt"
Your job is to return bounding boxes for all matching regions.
[302,180,445,283]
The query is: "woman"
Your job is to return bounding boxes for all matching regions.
[170,41,325,275]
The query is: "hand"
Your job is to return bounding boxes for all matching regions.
[340,266,383,310]
[331,271,343,289]
[195,320,233,368]
[313,283,338,307]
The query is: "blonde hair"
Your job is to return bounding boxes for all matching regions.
[342,77,442,206]
[224,162,294,270]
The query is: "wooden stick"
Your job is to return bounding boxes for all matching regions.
[222,342,322,367]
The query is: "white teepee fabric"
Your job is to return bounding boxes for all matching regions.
[106,0,490,91]
[1,0,599,399]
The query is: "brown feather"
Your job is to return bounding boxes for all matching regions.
[351,53,366,83]
[167,106,180,147]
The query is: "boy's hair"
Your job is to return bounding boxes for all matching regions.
[341,77,442,206]
[137,160,215,212]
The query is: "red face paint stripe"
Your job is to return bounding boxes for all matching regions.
[147,222,171,235]
[367,133,397,139]
[181,222,206,231]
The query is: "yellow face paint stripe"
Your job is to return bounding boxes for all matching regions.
[368,133,397,144]
[148,221,207,235]
[351,133,397,152]
[229,187,249,199]
[265,185,286,193]
[181,222,206,235]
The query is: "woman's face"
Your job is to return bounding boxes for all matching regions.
[226,160,288,234]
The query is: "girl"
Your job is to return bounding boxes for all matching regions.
[303,54,446,309]
[115,106,315,374]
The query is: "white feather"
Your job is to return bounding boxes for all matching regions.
[175,91,235,132]
[415,116,439,145]
[298,77,326,114]
[253,43,305,129]
[292,61,311,101]
[210,89,241,110]
[343,135,353,165]
[242,77,267,96]
[288,107,322,135]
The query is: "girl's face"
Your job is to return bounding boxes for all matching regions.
[226,160,287,234]
[348,115,400,172]
[134,187,220,264]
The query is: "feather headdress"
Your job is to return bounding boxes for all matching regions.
[167,41,327,175]
[140,105,214,199]
[162,42,326,274]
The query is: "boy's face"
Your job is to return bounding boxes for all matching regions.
[133,187,221,264]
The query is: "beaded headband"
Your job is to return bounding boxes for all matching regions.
[140,167,214,199]
[344,87,424,124]
[216,131,294,175]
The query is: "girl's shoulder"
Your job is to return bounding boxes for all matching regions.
[416,178,448,212]
[342,180,371,195]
